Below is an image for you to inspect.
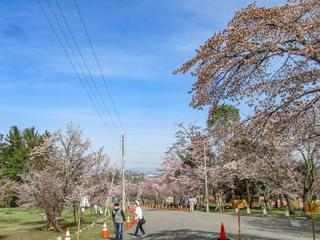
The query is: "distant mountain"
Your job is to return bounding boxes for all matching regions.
[126,166,157,174]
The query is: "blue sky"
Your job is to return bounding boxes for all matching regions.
[0,0,284,171]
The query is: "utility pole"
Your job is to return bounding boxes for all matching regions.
[121,134,126,213]
[203,141,209,213]
[104,163,116,218]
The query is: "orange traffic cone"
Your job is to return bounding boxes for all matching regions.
[102,222,109,239]
[126,216,132,228]
[132,215,137,225]
[220,222,226,240]
[65,228,71,240]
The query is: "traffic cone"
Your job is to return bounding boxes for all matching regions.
[132,216,137,225]
[126,216,132,228]
[101,222,109,239]
[220,222,226,240]
[65,228,71,240]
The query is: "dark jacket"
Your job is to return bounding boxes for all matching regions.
[112,208,125,223]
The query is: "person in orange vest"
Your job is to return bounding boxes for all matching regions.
[133,200,146,237]
[112,202,125,240]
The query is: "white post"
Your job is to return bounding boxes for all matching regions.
[285,206,290,217]
[262,208,267,215]
[246,206,251,214]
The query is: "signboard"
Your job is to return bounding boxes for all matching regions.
[232,199,247,209]
[165,196,174,203]
[305,201,320,213]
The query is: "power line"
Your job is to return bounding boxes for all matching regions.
[45,0,117,137]
[52,0,122,135]
[36,0,116,139]
[73,0,125,133]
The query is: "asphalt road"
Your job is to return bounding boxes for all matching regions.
[120,208,318,240]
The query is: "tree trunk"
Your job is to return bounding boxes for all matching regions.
[246,181,251,210]
[276,194,281,208]
[215,193,221,213]
[250,195,254,209]
[284,193,294,214]
[46,207,62,231]
[73,203,78,224]
[90,206,93,221]
[231,188,236,200]
[302,186,311,213]
[264,192,271,212]
[246,181,251,214]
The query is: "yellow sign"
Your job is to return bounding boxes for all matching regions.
[292,200,302,208]
[305,201,320,213]
[232,199,247,209]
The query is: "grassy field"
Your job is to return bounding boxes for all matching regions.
[239,207,320,221]
[0,208,115,240]
[208,206,320,221]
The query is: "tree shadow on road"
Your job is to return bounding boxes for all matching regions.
[244,217,319,235]
[127,229,277,240]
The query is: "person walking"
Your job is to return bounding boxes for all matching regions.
[194,197,198,211]
[112,202,125,240]
[189,197,195,212]
[134,200,146,237]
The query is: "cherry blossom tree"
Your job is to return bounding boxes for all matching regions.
[220,130,302,212]
[159,155,201,200]
[152,124,216,209]
[18,124,110,231]
[289,115,320,210]
[175,0,320,136]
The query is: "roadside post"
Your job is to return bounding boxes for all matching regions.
[76,207,81,240]
[233,199,245,240]
[306,201,318,240]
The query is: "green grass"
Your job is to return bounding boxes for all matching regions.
[216,206,320,221]
[0,208,114,240]
[196,203,320,221]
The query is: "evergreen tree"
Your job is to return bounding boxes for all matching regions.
[0,126,45,182]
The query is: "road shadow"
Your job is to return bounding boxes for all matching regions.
[244,217,319,235]
[125,229,277,240]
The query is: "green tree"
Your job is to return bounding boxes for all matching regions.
[208,104,239,129]
[0,126,45,182]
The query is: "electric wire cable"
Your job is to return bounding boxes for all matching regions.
[36,0,116,139]
[52,0,122,135]
[73,0,126,133]
[45,0,117,137]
